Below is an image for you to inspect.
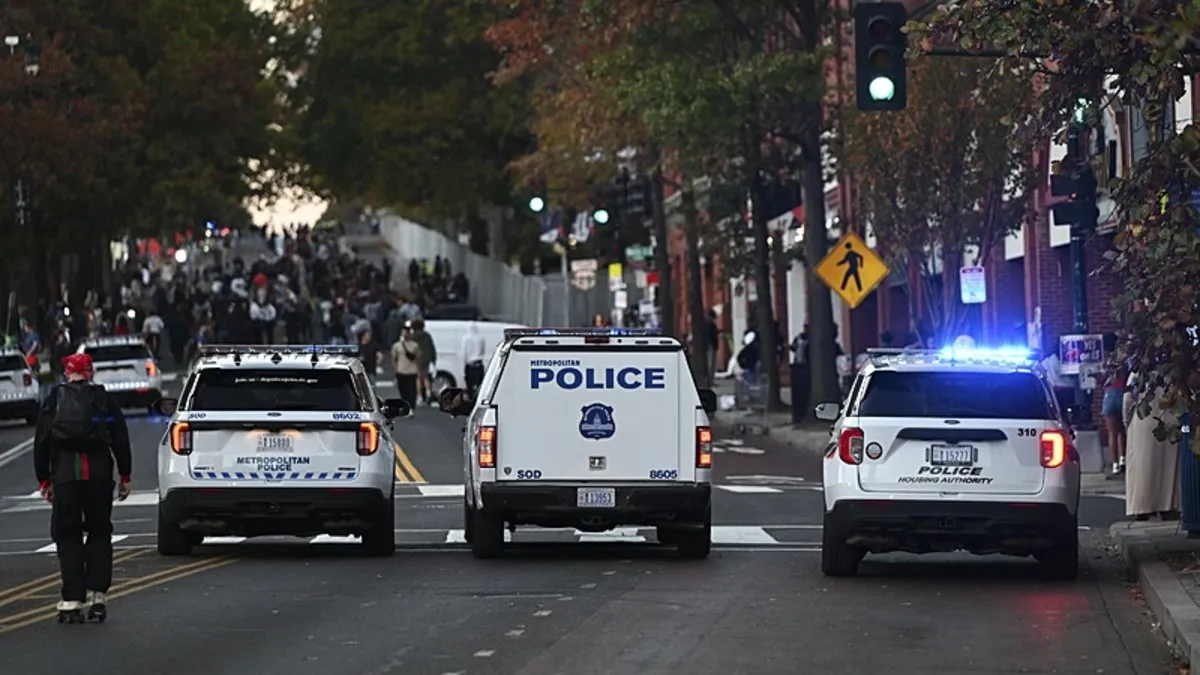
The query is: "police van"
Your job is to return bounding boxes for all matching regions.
[815,347,1082,579]
[0,347,40,425]
[77,336,164,413]
[153,345,413,557]
[437,328,720,559]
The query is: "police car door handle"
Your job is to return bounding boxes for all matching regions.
[461,426,467,433]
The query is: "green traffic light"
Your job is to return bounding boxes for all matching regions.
[868,76,895,101]
[593,209,609,224]
[529,196,545,213]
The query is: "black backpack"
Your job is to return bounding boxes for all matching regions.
[51,383,110,447]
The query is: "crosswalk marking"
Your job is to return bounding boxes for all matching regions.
[418,485,466,497]
[718,485,782,494]
[36,534,128,554]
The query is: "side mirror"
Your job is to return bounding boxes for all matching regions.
[697,388,718,414]
[153,397,179,416]
[437,387,473,417]
[813,401,841,422]
[382,397,413,419]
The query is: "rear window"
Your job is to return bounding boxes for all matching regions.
[0,356,27,372]
[187,369,366,411]
[857,370,1053,420]
[85,345,151,362]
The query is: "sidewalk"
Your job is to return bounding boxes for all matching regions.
[1111,521,1200,666]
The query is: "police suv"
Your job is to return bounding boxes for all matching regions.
[77,336,164,413]
[437,328,720,559]
[153,345,412,557]
[0,347,40,425]
[816,346,1082,579]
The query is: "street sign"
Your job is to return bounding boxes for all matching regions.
[1059,333,1103,376]
[608,262,624,291]
[625,245,651,261]
[815,232,889,309]
[571,259,598,291]
[959,265,986,304]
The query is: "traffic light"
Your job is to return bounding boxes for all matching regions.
[1051,159,1099,232]
[528,195,545,213]
[592,208,610,225]
[854,2,907,112]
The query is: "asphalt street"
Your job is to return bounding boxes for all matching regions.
[0,382,1177,673]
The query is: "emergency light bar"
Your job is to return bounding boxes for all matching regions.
[84,336,146,346]
[0,347,24,357]
[197,344,360,357]
[867,346,1037,366]
[504,327,663,340]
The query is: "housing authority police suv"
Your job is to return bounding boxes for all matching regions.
[152,345,413,557]
[815,346,1082,580]
[437,328,720,559]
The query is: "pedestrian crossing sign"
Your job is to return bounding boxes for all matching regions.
[815,232,889,309]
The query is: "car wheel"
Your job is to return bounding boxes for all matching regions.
[1036,522,1079,581]
[676,507,712,560]
[157,505,192,556]
[655,526,679,545]
[469,507,505,559]
[820,512,864,577]
[362,498,397,557]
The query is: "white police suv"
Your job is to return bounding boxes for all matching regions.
[77,336,164,413]
[153,345,412,557]
[815,346,1082,579]
[438,328,720,559]
[0,347,39,425]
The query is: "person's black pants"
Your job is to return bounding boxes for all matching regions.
[464,361,485,398]
[790,362,811,424]
[396,374,419,408]
[50,479,115,602]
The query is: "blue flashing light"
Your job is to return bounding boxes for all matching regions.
[937,345,1035,364]
[206,221,216,230]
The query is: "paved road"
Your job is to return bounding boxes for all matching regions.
[0,395,1176,673]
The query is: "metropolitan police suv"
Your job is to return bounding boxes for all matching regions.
[0,347,40,425]
[815,346,1082,579]
[77,336,164,413]
[153,345,412,557]
[437,328,720,559]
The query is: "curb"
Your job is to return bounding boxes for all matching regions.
[1110,523,1200,665]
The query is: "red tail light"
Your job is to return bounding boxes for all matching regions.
[356,423,380,456]
[169,422,193,456]
[478,426,496,468]
[145,360,159,377]
[838,428,864,465]
[696,427,713,468]
[22,373,32,387]
[1040,430,1068,468]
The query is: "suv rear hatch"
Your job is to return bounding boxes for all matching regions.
[85,344,155,386]
[178,369,373,482]
[853,369,1054,495]
[0,355,33,398]
[492,336,687,482]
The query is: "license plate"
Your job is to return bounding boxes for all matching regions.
[258,435,294,452]
[576,487,616,508]
[930,445,975,466]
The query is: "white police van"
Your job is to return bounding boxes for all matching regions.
[153,345,412,557]
[0,347,39,425]
[816,346,1082,579]
[77,336,164,414]
[438,328,720,559]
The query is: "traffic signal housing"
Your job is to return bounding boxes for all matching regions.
[854,2,908,112]
[1051,159,1100,233]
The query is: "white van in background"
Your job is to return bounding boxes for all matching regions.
[423,319,528,394]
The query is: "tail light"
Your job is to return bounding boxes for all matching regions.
[478,426,496,468]
[356,422,380,456]
[169,422,193,456]
[145,360,158,377]
[696,427,713,468]
[22,373,32,387]
[838,428,864,465]
[1040,430,1068,468]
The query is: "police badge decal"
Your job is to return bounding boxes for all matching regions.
[578,403,616,440]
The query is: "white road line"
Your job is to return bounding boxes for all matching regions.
[417,485,466,497]
[716,485,783,494]
[0,437,35,470]
[576,527,645,543]
[711,526,779,545]
[37,534,128,554]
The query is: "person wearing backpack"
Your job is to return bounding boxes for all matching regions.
[33,353,133,623]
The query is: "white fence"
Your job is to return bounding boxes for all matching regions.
[378,212,650,327]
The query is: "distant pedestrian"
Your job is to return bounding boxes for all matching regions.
[391,325,421,407]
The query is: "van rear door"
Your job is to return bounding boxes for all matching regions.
[492,335,688,482]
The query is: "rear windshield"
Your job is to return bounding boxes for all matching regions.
[187,369,366,411]
[0,356,27,372]
[84,345,150,362]
[857,371,1053,420]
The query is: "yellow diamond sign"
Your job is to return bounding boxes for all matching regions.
[815,232,890,309]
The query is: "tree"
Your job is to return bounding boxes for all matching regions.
[834,55,1038,343]
[918,2,1200,449]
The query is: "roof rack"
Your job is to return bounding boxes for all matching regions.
[504,327,662,340]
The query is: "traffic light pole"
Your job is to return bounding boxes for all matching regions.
[560,241,571,326]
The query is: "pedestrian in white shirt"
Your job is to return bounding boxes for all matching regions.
[142,312,165,358]
[460,322,487,397]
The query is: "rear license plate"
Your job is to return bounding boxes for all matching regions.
[930,445,975,466]
[258,435,294,452]
[576,487,616,508]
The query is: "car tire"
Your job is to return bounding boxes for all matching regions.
[1036,522,1079,581]
[821,512,863,577]
[362,498,397,557]
[24,415,37,426]
[157,506,192,556]
[676,507,712,559]
[469,508,505,559]
[463,497,474,544]
[655,526,679,545]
